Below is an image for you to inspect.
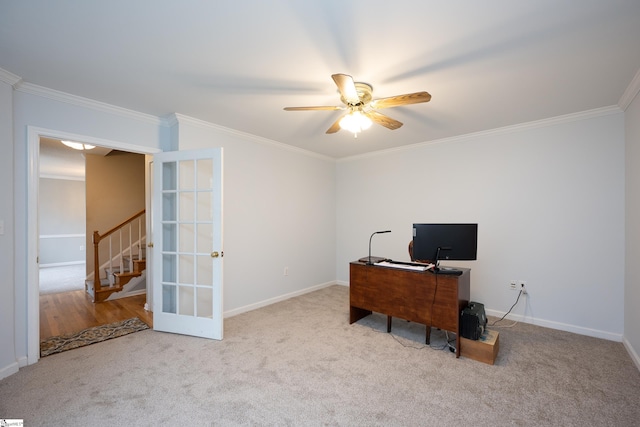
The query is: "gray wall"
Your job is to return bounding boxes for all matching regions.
[337,110,625,340]
[625,91,640,367]
[39,177,86,265]
[172,115,337,315]
[0,75,16,378]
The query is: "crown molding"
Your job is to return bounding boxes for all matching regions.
[618,68,640,111]
[163,113,179,128]
[339,105,622,162]
[0,67,22,86]
[28,125,161,156]
[15,82,165,126]
[169,113,335,162]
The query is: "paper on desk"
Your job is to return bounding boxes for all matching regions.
[374,261,434,271]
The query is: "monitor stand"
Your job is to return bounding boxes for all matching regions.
[434,266,463,275]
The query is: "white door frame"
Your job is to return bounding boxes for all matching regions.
[26,126,161,364]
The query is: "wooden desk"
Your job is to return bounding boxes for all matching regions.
[349,261,470,357]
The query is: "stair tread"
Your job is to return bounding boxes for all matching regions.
[85,279,110,286]
[96,285,123,294]
[106,267,132,272]
[114,271,143,278]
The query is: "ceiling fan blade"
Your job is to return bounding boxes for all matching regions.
[370,91,431,109]
[331,74,360,105]
[366,111,403,130]
[326,116,343,134]
[284,106,342,111]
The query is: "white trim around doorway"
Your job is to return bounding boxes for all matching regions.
[26,126,161,365]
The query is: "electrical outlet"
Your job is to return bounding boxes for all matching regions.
[519,280,528,295]
[284,267,289,276]
[509,281,517,290]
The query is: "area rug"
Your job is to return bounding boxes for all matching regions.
[40,317,149,357]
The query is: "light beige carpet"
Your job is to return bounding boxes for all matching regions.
[39,264,86,295]
[1,285,639,426]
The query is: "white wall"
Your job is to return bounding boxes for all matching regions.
[171,115,337,314]
[0,77,17,378]
[337,110,625,340]
[625,91,640,367]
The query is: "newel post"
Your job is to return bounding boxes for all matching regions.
[92,231,101,293]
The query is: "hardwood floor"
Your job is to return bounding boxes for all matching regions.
[39,290,153,340]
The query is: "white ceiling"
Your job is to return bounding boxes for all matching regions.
[39,137,113,179]
[2,1,640,159]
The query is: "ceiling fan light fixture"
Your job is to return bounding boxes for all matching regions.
[61,140,95,151]
[339,110,372,136]
[284,73,430,136]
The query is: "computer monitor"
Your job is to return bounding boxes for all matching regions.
[412,223,478,266]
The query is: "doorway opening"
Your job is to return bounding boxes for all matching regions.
[27,126,160,363]
[38,136,149,341]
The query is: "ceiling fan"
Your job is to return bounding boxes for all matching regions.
[284,73,431,137]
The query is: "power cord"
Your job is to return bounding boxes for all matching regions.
[365,322,455,353]
[365,324,427,349]
[490,289,522,327]
[428,273,439,338]
[440,330,457,353]
[389,331,428,350]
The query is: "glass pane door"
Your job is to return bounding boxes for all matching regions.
[152,149,223,339]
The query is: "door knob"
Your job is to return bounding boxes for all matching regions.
[211,251,219,258]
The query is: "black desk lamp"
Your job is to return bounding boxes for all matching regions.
[367,230,391,265]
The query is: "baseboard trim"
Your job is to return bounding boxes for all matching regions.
[485,308,623,342]
[622,337,640,372]
[223,280,638,371]
[224,281,337,319]
[39,261,86,268]
[0,361,19,380]
[18,356,28,368]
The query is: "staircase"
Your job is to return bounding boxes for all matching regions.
[110,253,146,287]
[86,210,147,303]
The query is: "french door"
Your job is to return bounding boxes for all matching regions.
[152,148,223,339]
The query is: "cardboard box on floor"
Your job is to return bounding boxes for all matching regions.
[460,329,499,365]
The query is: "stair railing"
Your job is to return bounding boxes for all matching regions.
[92,209,146,294]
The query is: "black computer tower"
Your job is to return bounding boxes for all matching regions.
[460,301,487,340]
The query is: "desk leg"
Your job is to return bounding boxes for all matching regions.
[425,326,431,345]
[350,306,372,324]
[387,316,392,333]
